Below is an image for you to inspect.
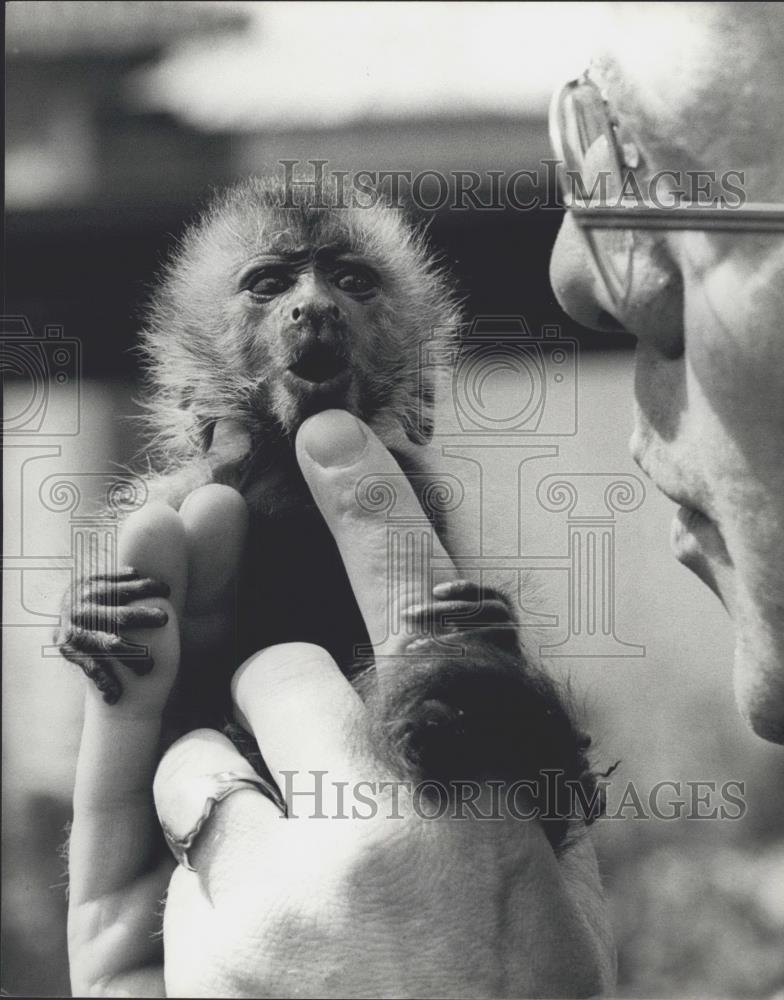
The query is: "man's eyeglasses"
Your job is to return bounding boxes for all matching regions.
[548,72,784,307]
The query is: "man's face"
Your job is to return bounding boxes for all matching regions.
[549,3,784,742]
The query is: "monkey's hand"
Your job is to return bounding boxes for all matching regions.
[57,478,250,707]
[55,568,172,705]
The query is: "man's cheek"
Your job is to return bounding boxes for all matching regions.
[691,261,784,414]
[632,345,686,445]
[610,230,685,356]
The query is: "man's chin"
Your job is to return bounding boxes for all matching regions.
[675,531,784,744]
[667,513,784,742]
[732,642,784,745]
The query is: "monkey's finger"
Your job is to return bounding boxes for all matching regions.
[69,503,188,905]
[230,644,370,798]
[71,603,169,632]
[180,484,249,616]
[88,566,145,580]
[80,574,171,606]
[59,643,124,704]
[154,728,282,901]
[295,410,459,657]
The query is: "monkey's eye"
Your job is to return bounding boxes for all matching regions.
[246,271,293,299]
[333,266,378,297]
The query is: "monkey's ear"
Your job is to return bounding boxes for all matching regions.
[402,374,435,445]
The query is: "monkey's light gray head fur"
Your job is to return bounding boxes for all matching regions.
[139,176,463,474]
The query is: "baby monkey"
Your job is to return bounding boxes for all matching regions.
[57,177,605,851]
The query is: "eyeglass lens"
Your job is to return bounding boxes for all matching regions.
[557,82,636,310]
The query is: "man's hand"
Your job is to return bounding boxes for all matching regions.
[156,650,614,998]
[154,410,616,998]
[67,410,615,997]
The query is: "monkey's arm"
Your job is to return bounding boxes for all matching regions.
[57,422,253,703]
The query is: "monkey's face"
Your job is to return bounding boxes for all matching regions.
[233,245,395,435]
[144,181,462,470]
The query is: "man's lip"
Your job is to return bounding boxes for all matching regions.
[671,504,732,573]
[638,468,703,515]
[630,441,735,605]
[660,488,703,515]
[630,447,709,519]
[643,476,729,561]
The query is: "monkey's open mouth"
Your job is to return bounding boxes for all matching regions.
[288,343,349,384]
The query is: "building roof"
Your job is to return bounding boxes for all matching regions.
[6,0,250,58]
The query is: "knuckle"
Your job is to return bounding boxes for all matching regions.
[58,642,80,664]
[57,626,80,652]
[75,606,106,627]
[238,640,334,680]
[80,585,102,605]
[154,728,226,793]
[232,642,337,709]
[269,641,334,669]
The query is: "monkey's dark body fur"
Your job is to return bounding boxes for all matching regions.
[58,178,605,852]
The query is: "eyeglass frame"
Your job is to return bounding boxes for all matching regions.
[548,72,784,233]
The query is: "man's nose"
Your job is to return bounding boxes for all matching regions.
[549,214,623,333]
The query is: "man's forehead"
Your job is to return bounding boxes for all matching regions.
[592,5,738,112]
[587,3,784,178]
[596,3,778,77]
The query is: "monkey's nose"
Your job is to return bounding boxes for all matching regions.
[291,303,341,323]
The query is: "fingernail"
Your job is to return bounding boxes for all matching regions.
[300,410,368,468]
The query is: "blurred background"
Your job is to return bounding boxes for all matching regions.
[4,2,784,996]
